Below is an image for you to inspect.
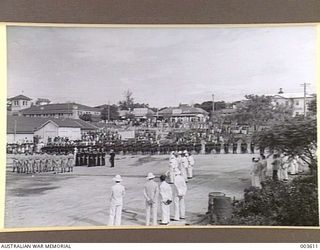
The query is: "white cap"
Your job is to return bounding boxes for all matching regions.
[113,175,123,182]
[146,172,155,180]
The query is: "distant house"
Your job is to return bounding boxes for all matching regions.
[132,108,155,120]
[118,110,130,119]
[268,88,315,117]
[35,98,51,106]
[158,104,209,122]
[7,95,32,114]
[19,102,101,120]
[7,115,97,144]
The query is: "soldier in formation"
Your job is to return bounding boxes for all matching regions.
[11,152,74,174]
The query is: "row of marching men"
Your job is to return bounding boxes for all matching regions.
[108,171,188,226]
[251,153,307,188]
[11,152,74,174]
[167,150,195,183]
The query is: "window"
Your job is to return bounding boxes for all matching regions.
[295,101,299,106]
[14,101,18,105]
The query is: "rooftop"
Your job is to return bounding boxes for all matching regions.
[20,102,101,115]
[8,95,32,101]
[271,93,314,99]
[159,105,208,115]
[7,115,97,134]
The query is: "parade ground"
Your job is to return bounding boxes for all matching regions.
[5,154,259,228]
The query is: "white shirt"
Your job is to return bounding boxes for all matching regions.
[169,158,178,170]
[110,183,125,206]
[181,157,189,169]
[188,155,195,166]
[159,181,172,202]
[174,175,187,196]
[143,180,159,202]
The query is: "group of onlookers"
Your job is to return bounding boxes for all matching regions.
[107,150,195,226]
[251,153,307,188]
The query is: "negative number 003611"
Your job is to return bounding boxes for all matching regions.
[300,244,318,248]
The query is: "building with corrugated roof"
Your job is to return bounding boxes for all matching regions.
[158,104,209,122]
[19,102,101,120]
[7,115,97,144]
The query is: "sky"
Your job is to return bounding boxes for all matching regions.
[7,25,317,108]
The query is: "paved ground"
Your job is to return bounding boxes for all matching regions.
[5,153,267,228]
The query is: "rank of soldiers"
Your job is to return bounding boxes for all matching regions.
[12,152,74,174]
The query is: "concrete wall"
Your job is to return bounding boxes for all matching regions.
[58,127,81,140]
[34,122,58,143]
[34,122,82,143]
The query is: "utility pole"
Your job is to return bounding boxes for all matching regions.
[212,94,215,121]
[14,119,17,142]
[300,83,310,117]
[107,101,110,123]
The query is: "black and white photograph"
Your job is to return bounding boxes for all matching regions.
[5,25,318,229]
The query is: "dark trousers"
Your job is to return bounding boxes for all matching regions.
[272,170,278,181]
[110,158,114,167]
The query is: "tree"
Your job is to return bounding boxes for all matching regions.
[100,105,119,122]
[308,98,316,116]
[79,113,92,122]
[231,95,292,131]
[119,89,134,110]
[254,116,317,173]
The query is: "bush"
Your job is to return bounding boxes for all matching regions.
[226,176,318,226]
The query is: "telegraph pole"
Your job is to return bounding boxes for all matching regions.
[14,119,17,142]
[300,83,310,117]
[212,94,215,112]
[107,101,110,123]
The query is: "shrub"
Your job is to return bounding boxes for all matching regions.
[226,176,318,226]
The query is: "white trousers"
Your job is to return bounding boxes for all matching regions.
[146,202,157,226]
[260,169,267,182]
[251,175,261,188]
[279,168,288,180]
[174,196,185,220]
[181,167,188,182]
[289,163,298,174]
[168,170,175,183]
[161,202,170,224]
[187,166,193,178]
[108,204,123,226]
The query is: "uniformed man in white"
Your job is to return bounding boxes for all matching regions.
[108,175,125,226]
[159,174,172,225]
[143,173,159,226]
[186,152,195,179]
[168,152,178,184]
[173,171,187,221]
[180,152,189,182]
